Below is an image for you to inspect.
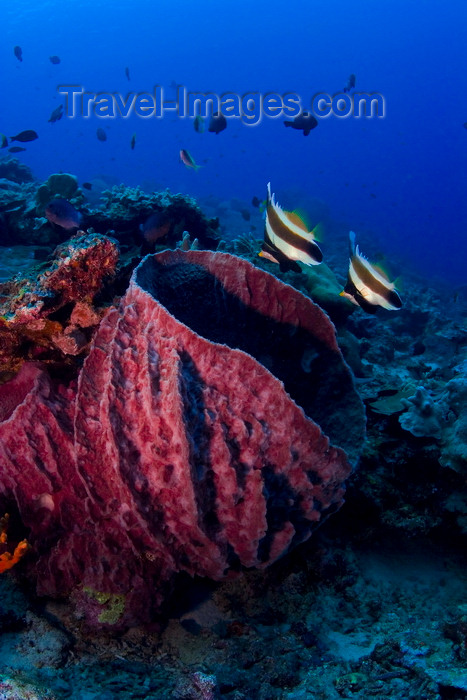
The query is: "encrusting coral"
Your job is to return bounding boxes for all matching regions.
[0,232,119,377]
[0,513,28,574]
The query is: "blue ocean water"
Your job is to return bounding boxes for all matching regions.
[2,0,467,284]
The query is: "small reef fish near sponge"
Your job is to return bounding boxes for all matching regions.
[0,250,364,628]
[259,182,323,273]
[341,231,402,313]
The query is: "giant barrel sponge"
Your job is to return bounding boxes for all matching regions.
[0,250,365,627]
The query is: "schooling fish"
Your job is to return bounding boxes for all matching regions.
[340,231,402,313]
[8,146,26,153]
[130,133,136,150]
[180,149,200,171]
[344,73,356,93]
[283,111,318,136]
[48,104,64,123]
[259,183,323,273]
[45,198,82,231]
[125,66,130,81]
[49,55,61,65]
[82,182,93,190]
[208,112,227,135]
[96,127,107,142]
[10,130,38,143]
[0,134,8,149]
[14,46,22,62]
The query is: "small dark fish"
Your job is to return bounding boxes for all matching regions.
[96,127,107,142]
[180,149,200,171]
[125,66,130,81]
[208,112,227,135]
[240,209,250,221]
[10,130,38,143]
[48,104,64,123]
[284,111,318,136]
[49,55,61,64]
[82,182,93,190]
[0,134,8,149]
[464,122,467,130]
[259,183,323,273]
[140,211,171,246]
[14,46,22,62]
[340,231,402,313]
[8,146,26,153]
[130,133,136,150]
[251,196,261,208]
[45,198,82,231]
[344,73,356,93]
[194,115,205,133]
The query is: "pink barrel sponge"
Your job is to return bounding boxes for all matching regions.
[0,250,365,627]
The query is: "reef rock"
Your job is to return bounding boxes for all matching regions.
[0,251,365,628]
[0,232,120,376]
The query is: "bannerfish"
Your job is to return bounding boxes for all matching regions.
[259,183,323,273]
[49,55,61,64]
[194,115,205,133]
[45,198,82,231]
[208,112,227,135]
[344,73,356,93]
[140,211,172,249]
[96,127,107,142]
[180,149,200,171]
[10,130,38,143]
[48,104,64,123]
[125,66,130,81]
[130,133,136,150]
[14,46,22,62]
[284,111,318,136]
[0,135,8,149]
[8,146,26,153]
[82,182,93,190]
[340,231,402,313]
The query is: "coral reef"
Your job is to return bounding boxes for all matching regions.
[0,250,364,628]
[35,173,81,215]
[0,232,119,377]
[0,175,223,250]
[91,185,221,249]
[0,157,34,184]
[398,386,448,438]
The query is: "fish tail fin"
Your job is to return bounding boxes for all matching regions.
[349,231,357,257]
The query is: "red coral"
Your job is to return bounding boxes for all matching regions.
[0,251,364,627]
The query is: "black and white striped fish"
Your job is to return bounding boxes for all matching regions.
[258,183,323,273]
[340,231,402,313]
